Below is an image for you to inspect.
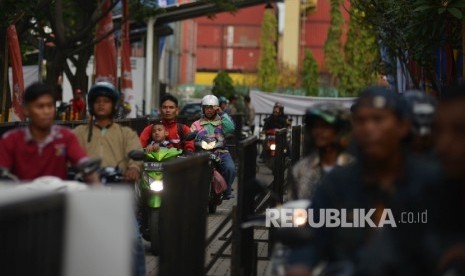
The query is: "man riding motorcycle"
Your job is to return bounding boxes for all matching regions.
[288,103,352,200]
[139,94,194,154]
[285,86,441,276]
[74,81,143,182]
[263,102,290,131]
[73,81,145,276]
[0,82,98,184]
[191,95,236,199]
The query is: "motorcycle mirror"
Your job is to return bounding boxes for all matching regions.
[128,150,146,161]
[185,131,197,141]
[76,158,101,174]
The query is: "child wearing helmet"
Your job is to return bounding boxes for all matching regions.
[288,103,353,199]
[74,82,143,182]
[191,94,237,199]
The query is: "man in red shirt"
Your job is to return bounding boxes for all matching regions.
[70,88,85,120]
[0,82,98,183]
[139,94,194,153]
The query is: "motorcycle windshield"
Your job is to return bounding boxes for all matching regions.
[146,148,183,162]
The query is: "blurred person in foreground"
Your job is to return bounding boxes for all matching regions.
[0,82,98,184]
[288,103,353,200]
[403,90,437,155]
[426,84,465,274]
[286,86,441,276]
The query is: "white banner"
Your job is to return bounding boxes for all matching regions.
[250,90,356,115]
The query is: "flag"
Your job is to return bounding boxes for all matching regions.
[121,0,136,118]
[95,0,117,86]
[7,25,24,121]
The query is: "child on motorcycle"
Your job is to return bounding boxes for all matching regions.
[145,120,172,152]
[191,95,237,199]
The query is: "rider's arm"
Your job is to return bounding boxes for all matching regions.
[124,127,144,178]
[182,124,195,153]
[219,112,235,134]
[139,124,153,148]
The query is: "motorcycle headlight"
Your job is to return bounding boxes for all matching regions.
[150,180,163,192]
[270,144,276,151]
[293,209,308,227]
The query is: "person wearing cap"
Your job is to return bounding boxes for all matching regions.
[288,103,353,200]
[403,90,437,155]
[286,86,441,275]
[191,94,236,199]
[70,88,86,120]
[0,82,98,184]
[73,82,143,183]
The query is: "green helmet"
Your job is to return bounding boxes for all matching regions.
[87,82,120,115]
[304,103,351,133]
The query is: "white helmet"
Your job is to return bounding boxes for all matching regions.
[201,95,219,106]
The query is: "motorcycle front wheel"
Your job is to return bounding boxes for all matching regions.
[150,209,160,255]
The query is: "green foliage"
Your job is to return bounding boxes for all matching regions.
[324,0,345,82]
[351,0,465,88]
[211,71,236,98]
[257,9,278,92]
[302,49,319,96]
[338,8,379,96]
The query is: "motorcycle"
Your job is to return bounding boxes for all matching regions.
[192,132,228,214]
[130,132,197,255]
[263,129,278,170]
[129,147,184,255]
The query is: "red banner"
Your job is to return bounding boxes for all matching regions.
[7,25,24,121]
[94,0,117,86]
[121,0,136,117]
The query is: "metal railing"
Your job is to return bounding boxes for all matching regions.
[158,153,211,276]
[0,193,66,276]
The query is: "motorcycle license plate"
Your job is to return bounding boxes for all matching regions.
[144,162,163,170]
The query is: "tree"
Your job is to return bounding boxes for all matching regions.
[324,0,345,86]
[211,71,235,98]
[0,0,242,97]
[257,8,278,92]
[302,49,319,96]
[351,0,465,91]
[338,8,379,96]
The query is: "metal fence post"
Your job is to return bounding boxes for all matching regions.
[273,128,287,205]
[232,136,258,276]
[291,126,302,165]
[158,153,211,276]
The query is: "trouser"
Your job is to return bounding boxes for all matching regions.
[218,152,236,195]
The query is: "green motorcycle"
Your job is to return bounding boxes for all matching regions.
[134,147,183,255]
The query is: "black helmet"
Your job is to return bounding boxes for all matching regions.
[305,102,351,133]
[403,90,437,136]
[273,102,284,114]
[87,82,120,115]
